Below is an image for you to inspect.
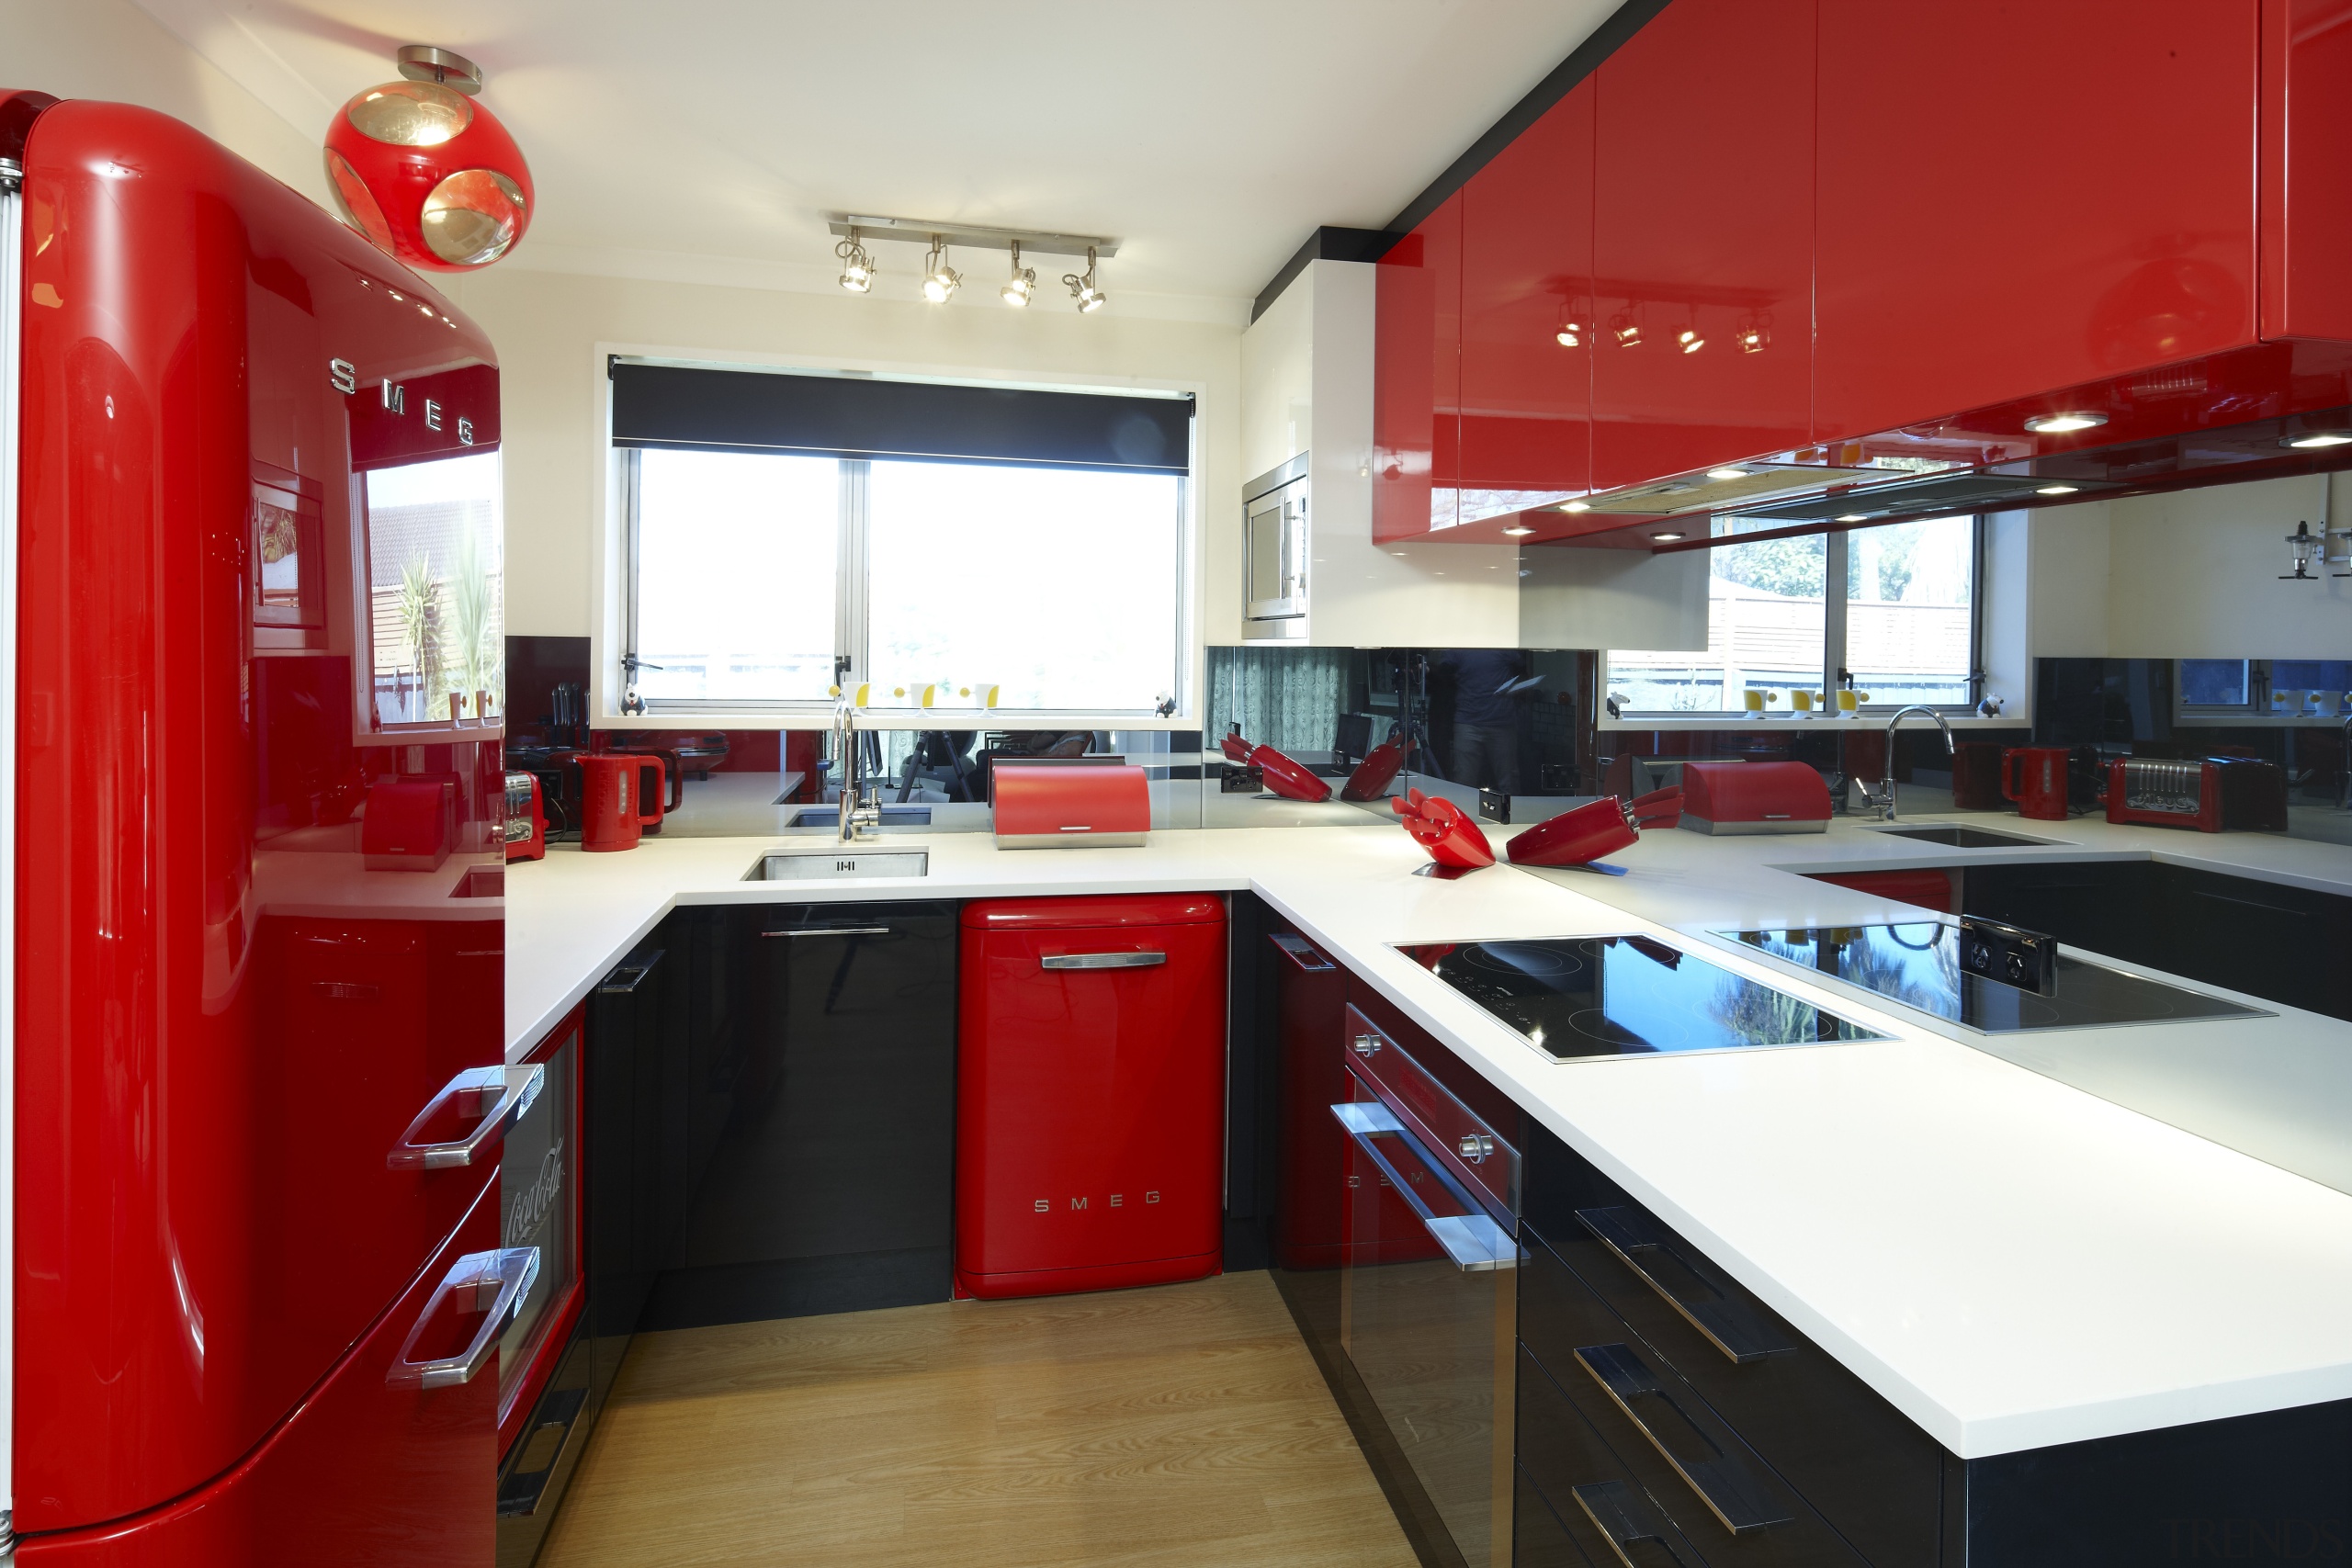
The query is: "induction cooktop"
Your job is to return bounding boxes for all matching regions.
[1395,935,1885,1062]
[1725,922,2269,1033]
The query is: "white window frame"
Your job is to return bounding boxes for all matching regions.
[619,448,1193,724]
[1602,515,1988,723]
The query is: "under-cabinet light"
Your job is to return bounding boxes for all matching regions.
[2024,411,2108,434]
[1502,525,1534,536]
[2036,484,2080,495]
[1650,531,1687,542]
[2286,432,2352,449]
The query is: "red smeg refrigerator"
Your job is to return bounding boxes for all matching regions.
[956,896,1227,1299]
[3,93,525,1562]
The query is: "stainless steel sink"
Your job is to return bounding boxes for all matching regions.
[1868,823,2057,848]
[747,849,929,881]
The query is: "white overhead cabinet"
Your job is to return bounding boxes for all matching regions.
[1239,259,1701,649]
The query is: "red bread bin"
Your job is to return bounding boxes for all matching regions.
[993,762,1150,848]
[956,895,1227,1298]
[1678,761,1833,835]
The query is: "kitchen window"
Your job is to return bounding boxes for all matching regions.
[614,362,1193,716]
[1604,513,1981,716]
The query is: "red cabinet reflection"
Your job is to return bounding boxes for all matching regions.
[1373,193,1462,542]
[1459,79,1594,514]
[1591,0,1815,487]
[1815,0,2259,439]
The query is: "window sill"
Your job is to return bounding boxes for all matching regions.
[1599,713,2018,732]
[596,709,1199,732]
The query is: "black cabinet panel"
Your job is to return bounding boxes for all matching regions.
[1519,1345,1703,1568]
[1963,1400,2352,1568]
[1959,861,2159,972]
[585,941,688,1385]
[642,901,956,1328]
[1525,1127,1940,1568]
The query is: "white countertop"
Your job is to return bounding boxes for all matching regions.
[504,807,2352,1461]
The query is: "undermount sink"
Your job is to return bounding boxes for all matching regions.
[787,806,933,829]
[747,849,929,881]
[1868,823,2057,849]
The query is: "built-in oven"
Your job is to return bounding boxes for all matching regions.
[1335,1003,1519,1568]
[1244,454,1309,641]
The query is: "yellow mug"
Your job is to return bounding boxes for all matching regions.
[1790,690,1815,713]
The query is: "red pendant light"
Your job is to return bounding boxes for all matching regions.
[323,45,534,273]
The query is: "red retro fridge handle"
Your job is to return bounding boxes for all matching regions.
[386,1247,540,1388]
[387,1064,545,1169]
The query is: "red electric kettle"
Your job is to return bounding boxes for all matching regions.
[2001,746,2072,821]
[580,753,666,852]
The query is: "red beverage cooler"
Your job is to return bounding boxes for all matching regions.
[5,94,523,1562]
[956,896,1227,1299]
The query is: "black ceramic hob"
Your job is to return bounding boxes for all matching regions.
[1726,921,2270,1033]
[1394,936,1884,1061]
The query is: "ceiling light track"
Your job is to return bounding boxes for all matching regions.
[825,213,1118,261]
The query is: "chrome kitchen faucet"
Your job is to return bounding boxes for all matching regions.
[1859,705,1957,821]
[833,687,882,843]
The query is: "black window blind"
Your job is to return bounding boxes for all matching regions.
[609,362,1193,477]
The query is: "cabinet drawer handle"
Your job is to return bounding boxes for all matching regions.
[388,1247,539,1388]
[1351,1032,1382,1056]
[1041,951,1165,969]
[1574,1206,1791,1363]
[762,927,892,938]
[1572,1342,1790,1536]
[1571,1481,1690,1568]
[1268,932,1336,972]
[1329,1101,1516,1271]
[388,1065,544,1170]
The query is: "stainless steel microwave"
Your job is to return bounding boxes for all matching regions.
[1243,454,1308,641]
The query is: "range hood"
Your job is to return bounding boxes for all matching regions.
[1492,337,2352,551]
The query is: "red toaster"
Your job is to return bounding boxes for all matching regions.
[503,770,547,862]
[993,762,1151,848]
[1678,761,1833,835]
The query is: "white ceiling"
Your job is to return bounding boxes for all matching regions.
[130,0,1617,318]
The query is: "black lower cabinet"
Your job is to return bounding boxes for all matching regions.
[641,900,958,1328]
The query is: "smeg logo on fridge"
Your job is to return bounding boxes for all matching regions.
[1034,1190,1161,1213]
[328,356,476,446]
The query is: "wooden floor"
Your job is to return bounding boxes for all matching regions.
[537,1269,1419,1568]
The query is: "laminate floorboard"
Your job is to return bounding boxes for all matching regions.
[537,1269,1419,1568]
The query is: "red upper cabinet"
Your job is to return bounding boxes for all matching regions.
[1373,194,1462,542]
[1591,0,1815,491]
[1816,0,2259,441]
[2262,0,2352,343]
[1459,80,1594,514]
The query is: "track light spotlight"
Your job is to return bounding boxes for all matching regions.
[1678,325,1705,354]
[1555,310,1584,348]
[921,235,962,303]
[1610,311,1642,348]
[835,226,875,293]
[1001,241,1035,306]
[1063,245,1107,312]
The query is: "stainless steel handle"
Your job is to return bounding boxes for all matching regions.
[762,927,893,938]
[1268,932,1336,973]
[1572,1482,1690,1568]
[387,1247,539,1388]
[1329,1101,1516,1271]
[1572,1342,1791,1535]
[1575,1207,1790,1364]
[388,1065,544,1170]
[1041,951,1166,970]
[1351,1032,1382,1057]
[1457,1134,1495,1164]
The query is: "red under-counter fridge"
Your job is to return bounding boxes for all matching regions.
[956,896,1227,1299]
[5,94,525,1562]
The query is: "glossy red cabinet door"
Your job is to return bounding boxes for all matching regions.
[1459,79,1593,514]
[22,1175,502,1567]
[1816,0,2259,439]
[1373,193,1462,541]
[1591,0,1814,488]
[2262,0,2352,343]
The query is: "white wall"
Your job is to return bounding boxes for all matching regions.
[2021,474,2352,660]
[10,0,326,204]
[437,266,1245,716]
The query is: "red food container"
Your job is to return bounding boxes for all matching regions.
[1678,761,1833,834]
[362,777,458,870]
[992,762,1150,848]
[956,895,1227,1298]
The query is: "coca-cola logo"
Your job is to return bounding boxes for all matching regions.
[504,1137,564,1247]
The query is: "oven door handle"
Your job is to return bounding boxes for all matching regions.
[1041,951,1166,970]
[388,1064,545,1170]
[1330,1101,1517,1271]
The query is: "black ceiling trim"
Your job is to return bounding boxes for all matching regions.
[1249,227,1404,324]
[1244,0,1671,315]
